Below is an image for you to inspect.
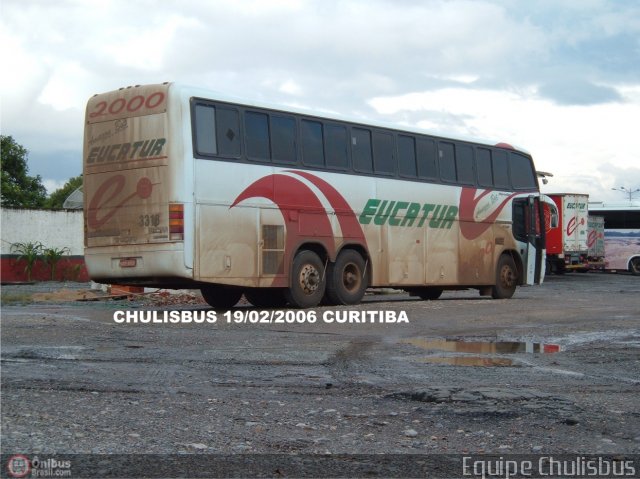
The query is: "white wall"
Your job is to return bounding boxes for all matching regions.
[1,208,84,255]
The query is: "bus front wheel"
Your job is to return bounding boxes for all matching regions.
[325,249,368,305]
[285,250,326,308]
[491,255,518,299]
[629,257,640,276]
[201,285,243,309]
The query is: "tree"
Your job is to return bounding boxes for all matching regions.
[1,135,47,208]
[46,175,83,209]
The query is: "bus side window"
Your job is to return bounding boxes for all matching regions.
[194,104,217,155]
[438,141,456,183]
[271,115,296,164]
[456,143,475,185]
[352,128,373,173]
[398,135,417,177]
[417,138,438,180]
[492,149,510,189]
[216,107,241,157]
[301,120,324,167]
[477,148,493,187]
[245,111,270,161]
[373,131,395,175]
[325,123,349,169]
[510,152,537,190]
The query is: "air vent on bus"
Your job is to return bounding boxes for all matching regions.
[262,225,284,275]
[169,203,184,241]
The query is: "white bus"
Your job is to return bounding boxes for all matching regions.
[588,203,640,275]
[83,83,557,308]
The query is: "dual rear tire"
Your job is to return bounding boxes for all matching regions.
[285,249,369,308]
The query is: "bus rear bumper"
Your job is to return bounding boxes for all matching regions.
[85,246,193,288]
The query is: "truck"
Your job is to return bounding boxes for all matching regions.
[545,193,589,274]
[586,215,605,270]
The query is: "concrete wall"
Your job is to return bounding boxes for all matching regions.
[1,208,88,282]
[1,208,84,255]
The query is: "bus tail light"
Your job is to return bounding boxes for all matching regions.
[169,203,184,241]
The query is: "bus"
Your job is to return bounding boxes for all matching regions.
[83,82,557,308]
[588,203,640,275]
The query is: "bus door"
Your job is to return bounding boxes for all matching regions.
[513,196,547,285]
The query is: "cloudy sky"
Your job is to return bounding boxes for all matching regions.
[2,0,639,202]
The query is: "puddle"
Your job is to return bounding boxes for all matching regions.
[402,338,561,354]
[401,337,560,367]
[418,356,517,367]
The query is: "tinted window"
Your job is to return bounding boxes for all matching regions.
[271,115,296,164]
[510,153,537,189]
[438,142,456,182]
[216,107,240,157]
[194,104,216,155]
[325,124,348,169]
[456,144,475,185]
[398,135,417,177]
[352,128,373,173]
[417,138,438,179]
[493,150,510,189]
[476,148,493,187]
[512,198,527,241]
[301,120,324,167]
[373,131,395,174]
[245,111,270,160]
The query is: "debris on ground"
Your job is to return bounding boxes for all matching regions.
[31,289,103,302]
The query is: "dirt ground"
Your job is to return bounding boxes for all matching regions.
[1,273,639,476]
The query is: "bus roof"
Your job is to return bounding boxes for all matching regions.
[589,201,640,211]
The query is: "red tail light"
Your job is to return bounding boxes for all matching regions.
[169,203,184,241]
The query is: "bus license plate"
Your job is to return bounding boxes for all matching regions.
[119,258,137,268]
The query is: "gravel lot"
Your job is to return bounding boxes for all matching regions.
[1,273,639,475]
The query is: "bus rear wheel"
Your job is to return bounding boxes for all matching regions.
[325,249,368,305]
[285,250,326,308]
[629,257,640,276]
[244,288,288,308]
[491,255,518,299]
[201,285,243,309]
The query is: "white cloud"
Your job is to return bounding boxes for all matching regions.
[369,84,640,202]
[0,0,639,203]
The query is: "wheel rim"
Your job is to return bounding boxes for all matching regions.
[342,263,362,293]
[632,259,640,274]
[500,264,516,288]
[298,264,320,294]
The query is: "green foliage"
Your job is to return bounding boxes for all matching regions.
[42,246,71,280]
[1,135,47,208]
[10,241,44,282]
[46,175,83,209]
